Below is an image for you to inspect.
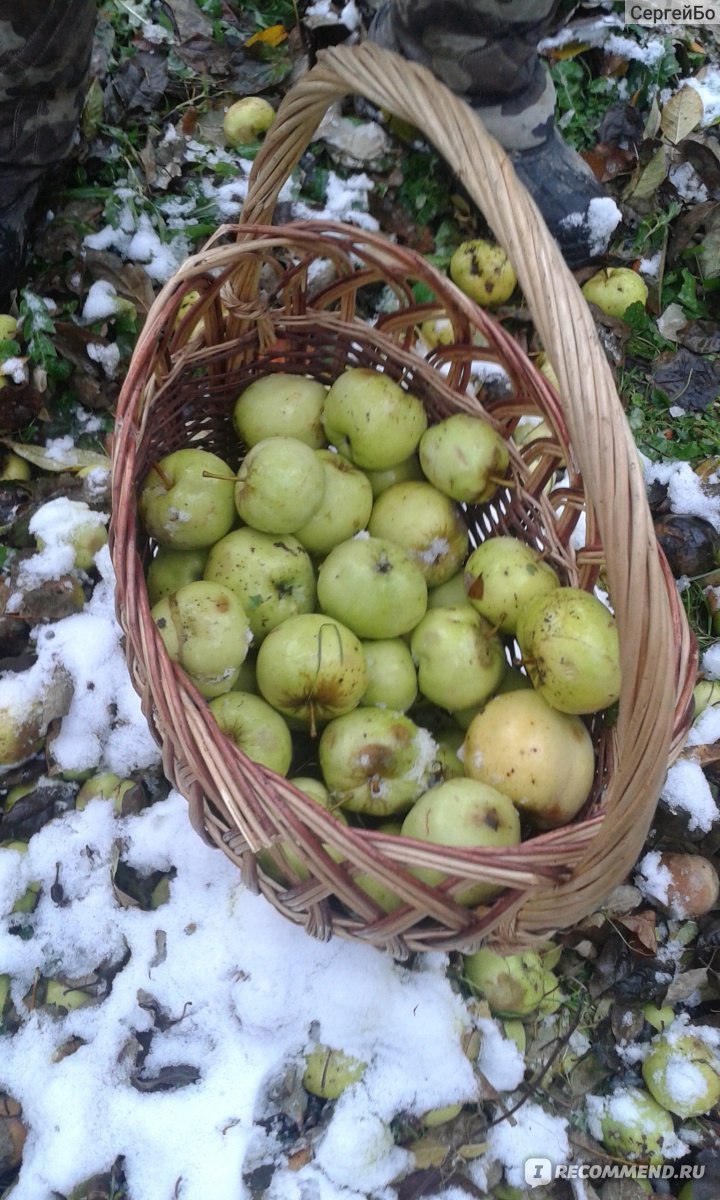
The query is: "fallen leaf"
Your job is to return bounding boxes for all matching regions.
[131,1064,201,1093]
[660,87,704,145]
[677,319,720,354]
[627,144,668,201]
[583,141,637,183]
[598,103,644,148]
[652,347,720,411]
[614,910,657,956]
[4,441,109,473]
[245,24,287,49]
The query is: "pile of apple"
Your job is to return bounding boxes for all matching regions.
[139,366,621,911]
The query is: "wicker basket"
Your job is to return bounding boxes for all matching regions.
[110,42,697,957]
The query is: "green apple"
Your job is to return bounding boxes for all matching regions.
[204,527,316,644]
[0,700,44,769]
[463,948,546,1016]
[642,1028,720,1118]
[427,572,471,610]
[146,547,209,606]
[360,638,418,711]
[258,776,347,884]
[317,536,427,639]
[401,778,520,906]
[0,451,31,482]
[33,498,108,571]
[319,707,438,816]
[75,773,140,814]
[463,536,560,635]
[232,373,327,448]
[234,436,325,534]
[302,1045,366,1099]
[223,95,275,146]
[419,413,510,504]
[255,614,367,734]
[138,448,236,549]
[581,267,648,320]
[588,1086,675,1165]
[294,451,373,556]
[354,818,406,913]
[463,690,595,830]
[516,586,621,715]
[322,368,427,469]
[151,580,251,698]
[449,238,517,308]
[209,691,293,776]
[43,979,95,1013]
[410,605,506,712]
[364,454,423,497]
[368,481,468,586]
[434,725,465,780]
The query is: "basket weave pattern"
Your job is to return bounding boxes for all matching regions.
[110,44,696,956]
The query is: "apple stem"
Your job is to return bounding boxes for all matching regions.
[488,474,513,490]
[202,470,239,482]
[151,462,174,491]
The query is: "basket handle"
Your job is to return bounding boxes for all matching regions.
[240,42,688,911]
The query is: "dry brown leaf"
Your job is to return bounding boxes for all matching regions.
[660,86,704,145]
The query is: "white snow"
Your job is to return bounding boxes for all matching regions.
[661,757,719,832]
[484,1101,569,1188]
[87,342,121,379]
[635,850,672,906]
[686,65,720,125]
[82,280,121,323]
[669,161,709,204]
[559,196,622,257]
[644,459,720,530]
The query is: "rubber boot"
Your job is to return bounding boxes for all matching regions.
[370,0,620,266]
[0,0,96,305]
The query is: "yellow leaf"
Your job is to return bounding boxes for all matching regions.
[245,24,287,49]
[660,86,704,145]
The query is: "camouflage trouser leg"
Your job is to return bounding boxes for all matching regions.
[371,0,562,151]
[0,0,96,297]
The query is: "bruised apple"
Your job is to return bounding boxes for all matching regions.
[463,948,546,1016]
[463,536,560,635]
[319,707,438,816]
[256,613,367,733]
[151,581,251,698]
[516,586,621,714]
[368,481,468,586]
[401,778,520,906]
[463,690,595,829]
[449,238,517,308]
